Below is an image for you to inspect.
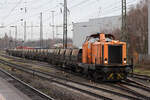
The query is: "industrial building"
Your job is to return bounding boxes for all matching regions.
[73,16,121,48]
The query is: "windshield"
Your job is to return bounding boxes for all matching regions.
[105,38,112,42]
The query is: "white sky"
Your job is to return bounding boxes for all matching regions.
[0,0,140,40]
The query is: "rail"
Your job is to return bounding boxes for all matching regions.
[0,58,141,100]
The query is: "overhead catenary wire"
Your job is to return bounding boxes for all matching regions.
[3,1,57,28]
[2,0,23,21]
[4,0,95,27]
[42,0,94,24]
[29,0,55,10]
[1,0,57,28]
[102,0,136,16]
[1,0,139,40]
[69,0,91,9]
[27,0,91,21]
[5,0,137,27]
[24,0,92,22]
[75,0,136,22]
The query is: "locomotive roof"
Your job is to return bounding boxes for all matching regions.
[89,33,115,40]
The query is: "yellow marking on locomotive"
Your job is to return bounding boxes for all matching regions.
[117,73,124,80]
[117,73,122,80]
[108,73,114,80]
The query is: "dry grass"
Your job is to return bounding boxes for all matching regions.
[134,64,150,76]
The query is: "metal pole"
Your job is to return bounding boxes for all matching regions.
[122,0,129,61]
[31,22,33,41]
[40,12,43,48]
[51,11,55,40]
[121,0,127,41]
[9,30,11,38]
[56,26,58,47]
[63,0,67,49]
[24,21,26,42]
[9,30,11,49]
[24,0,27,47]
[15,26,17,47]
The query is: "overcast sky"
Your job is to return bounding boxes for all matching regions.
[0,0,140,41]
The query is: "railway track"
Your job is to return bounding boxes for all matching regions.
[0,68,54,100]
[105,77,150,100]
[2,53,150,99]
[131,73,150,82]
[117,83,150,100]
[107,82,150,100]
[0,54,36,63]
[0,58,143,100]
[127,78,150,90]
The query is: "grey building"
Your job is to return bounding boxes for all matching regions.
[73,16,121,48]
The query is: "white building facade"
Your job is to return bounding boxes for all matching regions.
[73,16,122,48]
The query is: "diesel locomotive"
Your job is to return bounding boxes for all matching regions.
[6,33,133,81]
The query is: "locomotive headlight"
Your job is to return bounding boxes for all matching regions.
[104,61,108,64]
[123,58,127,64]
[124,60,127,64]
[104,58,108,64]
